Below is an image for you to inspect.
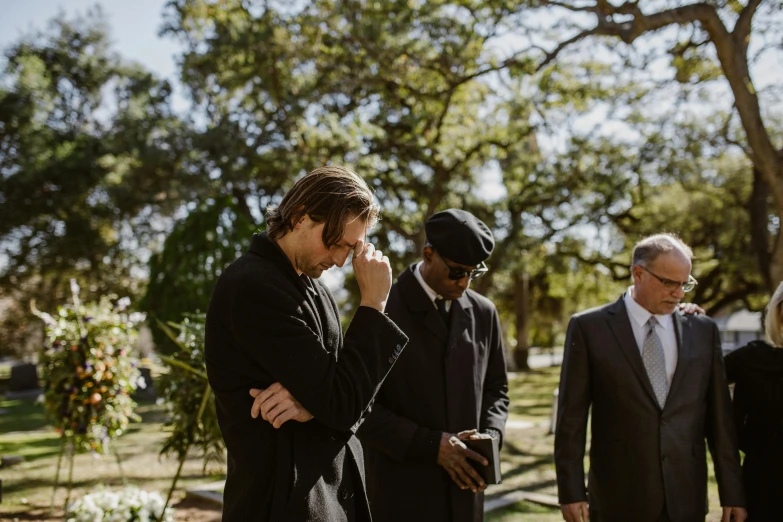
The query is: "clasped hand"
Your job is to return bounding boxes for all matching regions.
[437,429,490,494]
[249,382,313,429]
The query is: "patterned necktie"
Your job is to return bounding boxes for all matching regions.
[643,316,669,408]
[436,298,450,329]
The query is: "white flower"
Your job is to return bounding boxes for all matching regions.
[65,486,175,521]
[38,311,57,326]
[116,297,131,311]
[129,312,146,324]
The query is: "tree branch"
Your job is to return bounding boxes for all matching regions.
[538,1,730,62]
[537,28,601,71]
[733,0,762,48]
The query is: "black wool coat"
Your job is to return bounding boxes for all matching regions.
[205,233,408,522]
[358,265,509,522]
[555,295,745,522]
[724,340,783,521]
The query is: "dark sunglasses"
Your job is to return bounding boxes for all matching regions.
[432,249,489,281]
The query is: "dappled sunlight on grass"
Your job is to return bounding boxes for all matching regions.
[486,499,561,521]
[0,366,734,521]
[506,367,561,423]
[0,397,48,433]
[0,396,225,520]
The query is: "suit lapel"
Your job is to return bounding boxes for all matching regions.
[606,296,661,408]
[398,265,448,341]
[446,293,472,354]
[666,311,690,407]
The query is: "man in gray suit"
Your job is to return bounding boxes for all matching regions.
[555,234,746,522]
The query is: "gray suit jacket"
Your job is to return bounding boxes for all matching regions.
[554,295,745,522]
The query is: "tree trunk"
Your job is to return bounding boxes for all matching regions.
[749,167,774,293]
[539,0,783,289]
[513,272,531,371]
[707,22,783,287]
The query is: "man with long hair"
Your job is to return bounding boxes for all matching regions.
[206,166,408,521]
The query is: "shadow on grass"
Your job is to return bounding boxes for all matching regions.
[486,500,560,521]
[0,397,169,434]
[506,368,560,422]
[3,471,226,497]
[501,458,554,484]
[135,401,169,423]
[0,432,61,461]
[503,439,553,459]
[0,397,48,433]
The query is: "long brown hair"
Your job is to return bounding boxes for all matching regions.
[265,166,379,247]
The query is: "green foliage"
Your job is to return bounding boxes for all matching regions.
[156,315,224,471]
[141,197,257,354]
[522,0,783,298]
[551,113,771,313]
[36,290,142,453]
[4,0,780,366]
[0,8,194,356]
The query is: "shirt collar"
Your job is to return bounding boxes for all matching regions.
[414,261,443,305]
[624,286,673,330]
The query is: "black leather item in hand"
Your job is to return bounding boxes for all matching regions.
[464,437,502,485]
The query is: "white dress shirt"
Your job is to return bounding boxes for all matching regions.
[413,262,451,312]
[624,287,678,385]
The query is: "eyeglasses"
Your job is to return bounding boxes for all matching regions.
[432,249,488,281]
[638,265,698,293]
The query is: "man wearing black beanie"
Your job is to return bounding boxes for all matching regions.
[358,209,509,522]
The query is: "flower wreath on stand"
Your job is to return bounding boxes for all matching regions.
[34,280,146,512]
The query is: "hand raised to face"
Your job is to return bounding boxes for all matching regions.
[351,239,392,313]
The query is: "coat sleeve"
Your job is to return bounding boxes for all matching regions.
[357,401,441,463]
[705,322,746,508]
[723,344,746,384]
[554,315,591,505]
[230,277,408,433]
[478,306,509,447]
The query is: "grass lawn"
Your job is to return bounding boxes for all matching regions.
[0,366,738,522]
[485,368,563,521]
[0,397,224,521]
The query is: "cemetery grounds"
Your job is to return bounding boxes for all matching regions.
[0,363,728,521]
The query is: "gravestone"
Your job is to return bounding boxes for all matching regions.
[0,456,24,468]
[9,363,38,391]
[549,388,559,435]
[131,366,156,401]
